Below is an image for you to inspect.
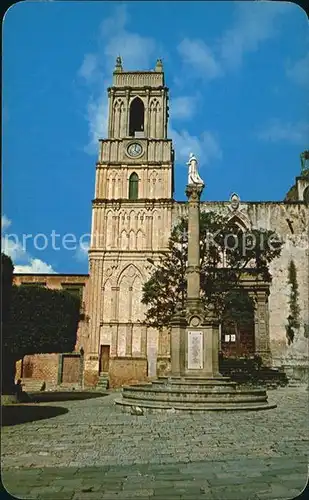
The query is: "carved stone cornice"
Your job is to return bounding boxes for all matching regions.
[185,184,204,201]
[93,198,174,206]
[186,265,200,275]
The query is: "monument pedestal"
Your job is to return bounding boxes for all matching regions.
[115,153,276,412]
[173,322,221,378]
[115,312,276,412]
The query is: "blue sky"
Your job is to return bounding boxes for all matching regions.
[2,0,309,274]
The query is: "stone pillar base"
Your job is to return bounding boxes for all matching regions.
[170,311,186,377]
[256,349,272,367]
[183,322,220,378]
[170,311,221,377]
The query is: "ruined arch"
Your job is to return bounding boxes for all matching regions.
[221,289,255,356]
[303,186,309,204]
[228,213,250,231]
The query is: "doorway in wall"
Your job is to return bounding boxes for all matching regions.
[99,345,110,374]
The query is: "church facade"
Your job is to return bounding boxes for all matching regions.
[15,60,309,388]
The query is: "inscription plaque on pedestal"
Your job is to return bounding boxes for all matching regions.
[187,330,203,369]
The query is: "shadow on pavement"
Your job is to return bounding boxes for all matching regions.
[1,405,68,426]
[29,391,108,403]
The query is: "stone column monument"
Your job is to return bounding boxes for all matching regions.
[171,153,220,378]
[116,153,276,412]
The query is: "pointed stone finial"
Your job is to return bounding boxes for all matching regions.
[155,58,163,72]
[230,193,240,211]
[114,55,123,72]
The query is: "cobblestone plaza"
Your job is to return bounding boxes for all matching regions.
[1,386,308,499]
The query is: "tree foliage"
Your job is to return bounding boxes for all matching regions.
[3,285,81,358]
[1,253,14,323]
[286,259,300,345]
[142,211,282,329]
[222,289,255,330]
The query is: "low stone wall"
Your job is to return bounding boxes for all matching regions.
[17,354,59,384]
[108,357,148,388]
[83,371,99,388]
[283,364,309,383]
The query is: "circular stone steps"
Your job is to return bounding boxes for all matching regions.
[115,376,277,412]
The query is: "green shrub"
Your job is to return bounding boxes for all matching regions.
[4,285,80,357]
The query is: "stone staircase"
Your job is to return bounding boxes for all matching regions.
[96,372,109,391]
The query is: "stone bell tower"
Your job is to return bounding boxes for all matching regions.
[83,57,175,387]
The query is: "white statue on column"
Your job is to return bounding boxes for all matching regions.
[187,153,204,185]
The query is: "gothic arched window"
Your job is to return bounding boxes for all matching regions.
[129,97,144,137]
[129,172,139,200]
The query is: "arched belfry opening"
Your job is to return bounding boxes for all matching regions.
[129,98,144,137]
[129,172,139,200]
[303,185,309,204]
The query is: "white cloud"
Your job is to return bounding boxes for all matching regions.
[176,2,289,83]
[169,125,222,167]
[75,240,89,262]
[79,4,159,154]
[286,52,309,87]
[14,259,56,274]
[258,120,309,145]
[2,235,28,263]
[104,32,157,71]
[170,95,199,121]
[1,215,11,231]
[79,5,222,167]
[78,53,98,84]
[177,38,222,80]
[84,93,109,155]
[1,214,55,274]
[219,1,288,70]
[100,4,128,38]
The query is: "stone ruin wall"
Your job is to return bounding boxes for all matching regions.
[248,202,309,376]
[172,200,309,373]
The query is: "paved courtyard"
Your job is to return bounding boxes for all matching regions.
[1,386,308,499]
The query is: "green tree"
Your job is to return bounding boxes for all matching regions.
[286,259,300,345]
[142,211,282,330]
[2,285,81,394]
[1,253,14,323]
[1,253,15,395]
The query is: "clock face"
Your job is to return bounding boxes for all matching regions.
[127,142,143,158]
